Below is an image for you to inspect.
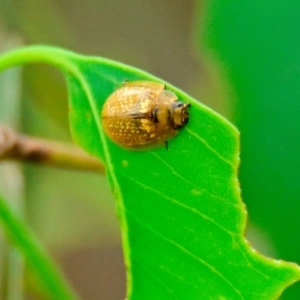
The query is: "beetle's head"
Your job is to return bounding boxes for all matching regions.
[171,101,190,130]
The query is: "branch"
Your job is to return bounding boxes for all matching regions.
[0,127,105,174]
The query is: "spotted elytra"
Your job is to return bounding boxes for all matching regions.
[101,81,190,150]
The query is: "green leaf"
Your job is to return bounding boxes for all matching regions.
[0,46,299,299]
[0,194,78,300]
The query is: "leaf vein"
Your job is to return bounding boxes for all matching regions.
[186,128,234,167]
[127,176,235,237]
[126,209,244,299]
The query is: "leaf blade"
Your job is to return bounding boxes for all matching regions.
[1,45,300,299]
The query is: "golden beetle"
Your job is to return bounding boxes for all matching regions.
[101,81,190,150]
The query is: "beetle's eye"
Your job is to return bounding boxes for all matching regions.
[173,102,184,108]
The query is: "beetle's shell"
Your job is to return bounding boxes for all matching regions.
[102,81,189,149]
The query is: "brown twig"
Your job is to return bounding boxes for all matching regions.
[0,126,105,174]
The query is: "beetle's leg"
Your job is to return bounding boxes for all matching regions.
[165,141,168,150]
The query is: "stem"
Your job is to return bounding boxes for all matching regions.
[0,127,105,173]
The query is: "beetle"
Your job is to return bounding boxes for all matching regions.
[101,81,190,150]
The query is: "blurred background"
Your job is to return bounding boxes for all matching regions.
[0,0,300,299]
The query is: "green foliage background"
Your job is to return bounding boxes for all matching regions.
[196,1,300,299]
